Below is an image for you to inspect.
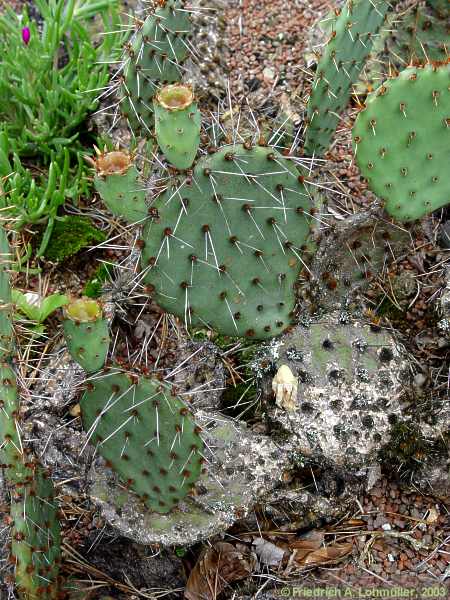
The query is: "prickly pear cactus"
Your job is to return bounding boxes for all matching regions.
[10,464,61,600]
[304,0,389,157]
[0,365,61,599]
[90,149,147,224]
[141,143,313,339]
[0,364,25,483]
[154,84,201,169]
[255,311,409,468]
[388,6,450,66]
[427,0,449,16]
[353,62,450,221]
[0,226,14,358]
[121,0,193,133]
[63,298,110,373]
[80,368,203,514]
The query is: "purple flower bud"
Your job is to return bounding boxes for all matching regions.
[21,27,31,45]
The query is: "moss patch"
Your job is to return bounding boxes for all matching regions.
[43,216,106,262]
[83,263,112,298]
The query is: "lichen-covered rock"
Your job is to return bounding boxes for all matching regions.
[87,413,290,546]
[256,311,412,471]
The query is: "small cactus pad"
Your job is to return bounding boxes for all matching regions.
[304,0,389,156]
[63,298,110,373]
[91,149,147,223]
[353,62,450,221]
[121,0,192,132]
[140,144,313,339]
[0,226,13,358]
[154,84,201,169]
[80,369,203,514]
[10,464,61,600]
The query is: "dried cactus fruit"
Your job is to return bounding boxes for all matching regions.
[89,148,147,224]
[140,143,313,339]
[154,84,201,169]
[80,368,203,514]
[353,62,450,221]
[63,298,110,373]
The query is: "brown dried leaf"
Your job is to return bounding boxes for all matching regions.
[185,542,256,600]
[302,543,353,566]
[289,531,324,563]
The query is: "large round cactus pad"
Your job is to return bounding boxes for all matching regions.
[353,62,450,221]
[141,144,313,339]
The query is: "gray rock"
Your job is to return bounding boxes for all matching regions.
[255,311,411,474]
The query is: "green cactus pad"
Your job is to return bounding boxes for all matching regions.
[93,151,147,224]
[389,6,449,66]
[304,0,389,157]
[80,368,203,514]
[0,226,13,358]
[154,84,201,169]
[427,0,449,16]
[0,364,27,484]
[140,144,313,339]
[121,0,192,132]
[63,299,110,373]
[10,464,61,600]
[353,63,450,221]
